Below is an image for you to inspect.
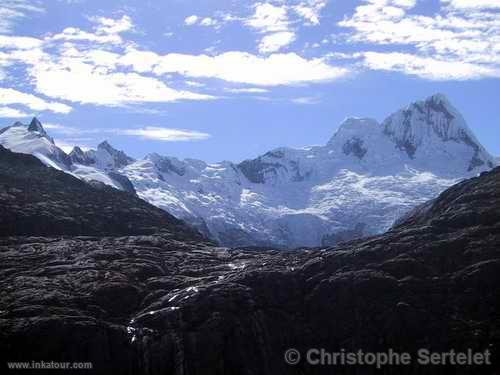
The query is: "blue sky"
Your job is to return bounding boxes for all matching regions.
[0,0,498,162]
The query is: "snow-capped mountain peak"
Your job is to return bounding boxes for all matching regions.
[0,95,496,248]
[69,146,93,165]
[383,94,467,150]
[0,119,136,193]
[95,140,135,170]
[331,117,380,138]
[145,153,187,176]
[98,140,117,153]
[327,117,384,160]
[68,140,135,171]
[382,93,495,172]
[0,117,67,167]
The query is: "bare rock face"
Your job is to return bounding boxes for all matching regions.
[69,146,95,165]
[0,133,499,375]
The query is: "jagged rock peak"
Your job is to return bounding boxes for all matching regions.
[381,93,495,170]
[98,140,131,158]
[383,94,467,153]
[382,93,469,144]
[97,140,115,152]
[28,117,46,134]
[70,146,85,155]
[96,140,135,168]
[69,146,94,165]
[22,117,54,144]
[3,118,52,143]
[145,152,163,162]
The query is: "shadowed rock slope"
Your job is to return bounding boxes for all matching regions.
[0,145,202,239]
[0,163,499,373]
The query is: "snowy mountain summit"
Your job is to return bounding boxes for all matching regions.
[69,140,135,171]
[0,94,496,247]
[0,117,70,168]
[382,94,493,173]
[0,119,136,193]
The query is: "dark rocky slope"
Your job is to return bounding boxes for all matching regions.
[0,145,201,239]
[0,162,499,373]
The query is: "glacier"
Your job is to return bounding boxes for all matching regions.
[0,94,496,248]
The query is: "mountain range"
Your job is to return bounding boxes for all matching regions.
[0,94,497,248]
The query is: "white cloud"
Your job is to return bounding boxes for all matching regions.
[293,0,327,25]
[184,15,199,26]
[362,51,499,80]
[117,48,348,86]
[149,51,348,86]
[0,88,72,113]
[0,35,43,49]
[200,17,218,27]
[89,15,133,34]
[43,123,65,129]
[244,3,291,54]
[258,31,295,53]
[43,123,83,135]
[184,15,219,28]
[117,126,211,142]
[30,59,215,106]
[48,15,133,45]
[0,106,30,118]
[0,0,44,34]
[389,0,417,9]
[245,3,289,33]
[442,0,500,9]
[338,0,500,80]
[44,123,209,144]
[0,44,47,67]
[185,81,206,87]
[119,49,160,72]
[291,96,320,104]
[49,27,123,44]
[225,87,269,93]
[0,17,217,108]
[0,14,347,110]
[293,5,319,25]
[244,2,326,55]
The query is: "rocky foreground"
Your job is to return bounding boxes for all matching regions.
[0,158,499,373]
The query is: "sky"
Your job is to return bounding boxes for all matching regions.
[0,0,498,163]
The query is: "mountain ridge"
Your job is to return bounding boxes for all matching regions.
[0,93,497,248]
[0,119,137,193]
